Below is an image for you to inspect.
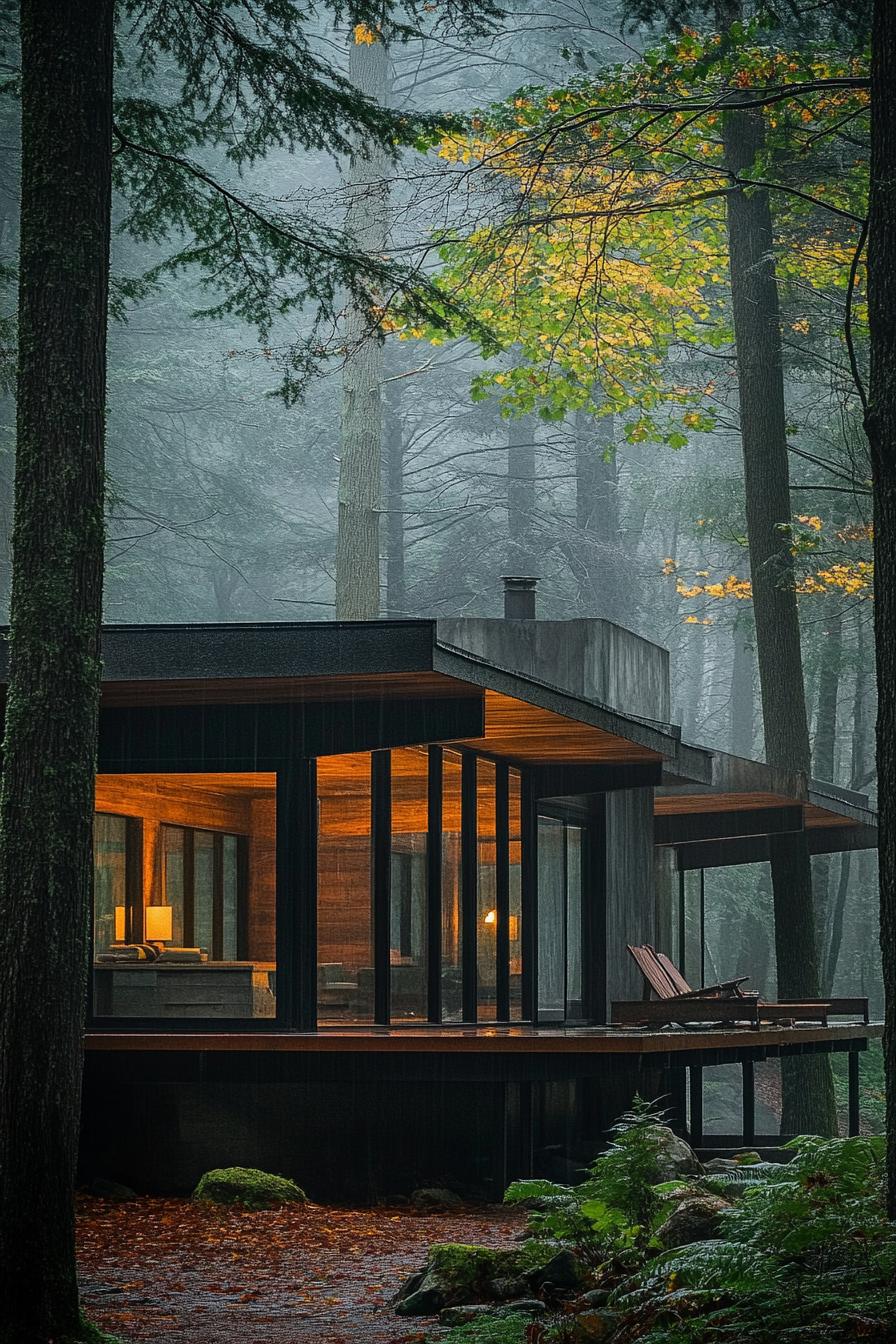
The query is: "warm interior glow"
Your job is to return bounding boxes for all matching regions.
[114,905,126,941]
[145,905,173,942]
[484,909,496,925]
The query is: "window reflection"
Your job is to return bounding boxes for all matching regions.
[537,814,585,1021]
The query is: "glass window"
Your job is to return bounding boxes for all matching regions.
[390,747,428,1021]
[317,752,374,1023]
[93,814,129,959]
[92,773,275,1020]
[441,749,463,1021]
[537,815,566,1019]
[477,757,497,1021]
[537,813,585,1022]
[508,769,523,1020]
[566,825,584,1018]
[192,829,215,957]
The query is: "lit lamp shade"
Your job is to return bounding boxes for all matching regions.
[144,905,173,943]
[114,905,126,942]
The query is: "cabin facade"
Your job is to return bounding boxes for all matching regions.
[60,598,879,1198]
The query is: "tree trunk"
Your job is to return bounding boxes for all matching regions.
[335,31,389,620]
[718,0,835,1135]
[867,0,896,1216]
[811,603,844,963]
[383,375,405,617]
[573,406,622,620]
[728,615,755,757]
[506,411,537,572]
[0,2,113,1339]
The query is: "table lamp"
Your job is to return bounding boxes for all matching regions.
[145,905,173,944]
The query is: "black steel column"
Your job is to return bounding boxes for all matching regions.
[583,800,607,1023]
[521,771,538,1023]
[372,750,392,1025]
[426,746,443,1023]
[495,762,510,1022]
[277,760,317,1030]
[848,1049,860,1137]
[742,1059,755,1146]
[689,1065,704,1148]
[461,750,478,1022]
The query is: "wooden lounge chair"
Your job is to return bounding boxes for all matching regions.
[611,944,866,1028]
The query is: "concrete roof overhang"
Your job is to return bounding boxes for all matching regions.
[658,746,877,865]
[0,621,688,780]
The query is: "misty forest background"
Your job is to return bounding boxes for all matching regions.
[0,1,878,1127]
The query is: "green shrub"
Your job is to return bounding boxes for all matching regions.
[193,1166,306,1210]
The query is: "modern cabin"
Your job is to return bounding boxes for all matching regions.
[43,588,879,1198]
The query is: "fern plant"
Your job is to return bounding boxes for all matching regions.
[605,1134,896,1344]
[504,1099,671,1270]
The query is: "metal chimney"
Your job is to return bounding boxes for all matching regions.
[502,576,538,620]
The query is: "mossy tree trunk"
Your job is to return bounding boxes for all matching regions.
[867,0,896,1219]
[0,2,113,1339]
[717,0,836,1137]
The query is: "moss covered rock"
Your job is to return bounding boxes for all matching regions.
[193,1166,306,1210]
[394,1241,583,1316]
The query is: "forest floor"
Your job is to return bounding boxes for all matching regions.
[77,1195,524,1344]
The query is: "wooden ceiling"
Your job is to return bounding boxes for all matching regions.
[95,772,276,807]
[655,791,797,816]
[454,691,662,766]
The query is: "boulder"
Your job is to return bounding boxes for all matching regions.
[394,1241,575,1316]
[563,1310,620,1342]
[439,1300,546,1326]
[645,1125,703,1180]
[528,1248,586,1292]
[410,1186,463,1212]
[701,1158,740,1174]
[577,1288,613,1310]
[86,1178,137,1202]
[192,1166,306,1210]
[656,1193,730,1249]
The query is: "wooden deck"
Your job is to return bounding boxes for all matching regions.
[84,1021,882,1055]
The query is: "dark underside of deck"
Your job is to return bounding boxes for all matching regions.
[79,1023,880,1199]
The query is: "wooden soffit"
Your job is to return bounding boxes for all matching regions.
[450,690,664,769]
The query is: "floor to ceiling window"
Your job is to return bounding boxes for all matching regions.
[389,747,428,1021]
[537,813,585,1021]
[317,752,374,1023]
[441,749,464,1021]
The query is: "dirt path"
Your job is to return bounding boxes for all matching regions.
[77,1197,525,1344]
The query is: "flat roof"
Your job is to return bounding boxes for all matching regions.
[0,620,870,851]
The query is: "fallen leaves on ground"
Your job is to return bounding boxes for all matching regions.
[78,1195,524,1343]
